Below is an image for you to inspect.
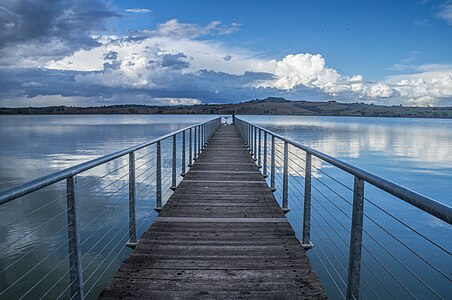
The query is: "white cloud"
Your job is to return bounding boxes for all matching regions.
[255,53,364,95]
[140,19,240,39]
[389,72,452,106]
[368,83,394,98]
[437,2,452,25]
[154,97,201,105]
[126,8,152,14]
[3,17,452,107]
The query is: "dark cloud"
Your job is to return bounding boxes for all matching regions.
[161,53,190,69]
[0,0,119,49]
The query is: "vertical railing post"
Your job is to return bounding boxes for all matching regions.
[200,124,204,150]
[347,177,365,300]
[197,125,201,156]
[258,129,262,168]
[155,141,162,212]
[188,128,193,167]
[249,125,253,155]
[253,126,257,161]
[302,152,313,249]
[194,125,198,161]
[247,124,250,150]
[270,135,276,191]
[248,124,253,155]
[171,134,177,191]
[282,141,290,213]
[203,124,206,148]
[126,152,137,248]
[181,130,186,176]
[263,131,268,178]
[66,176,84,300]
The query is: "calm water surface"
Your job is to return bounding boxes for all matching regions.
[0,115,451,299]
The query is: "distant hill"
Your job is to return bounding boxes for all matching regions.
[1,97,452,118]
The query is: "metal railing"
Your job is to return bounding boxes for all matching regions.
[0,117,221,299]
[235,117,452,300]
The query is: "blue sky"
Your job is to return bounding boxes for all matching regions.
[0,0,451,107]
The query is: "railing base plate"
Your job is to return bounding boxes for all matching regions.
[301,242,314,250]
[126,241,138,249]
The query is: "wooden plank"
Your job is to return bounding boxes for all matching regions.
[100,124,326,299]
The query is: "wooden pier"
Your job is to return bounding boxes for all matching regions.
[100,125,326,299]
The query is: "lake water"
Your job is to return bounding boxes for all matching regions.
[0,115,450,299]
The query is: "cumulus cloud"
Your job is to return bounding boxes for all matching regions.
[368,83,394,98]
[1,11,451,107]
[386,68,452,106]
[255,53,365,96]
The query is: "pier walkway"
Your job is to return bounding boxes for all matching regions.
[100,125,326,299]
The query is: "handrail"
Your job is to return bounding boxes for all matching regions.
[235,117,451,299]
[0,119,218,206]
[236,117,452,225]
[0,116,222,299]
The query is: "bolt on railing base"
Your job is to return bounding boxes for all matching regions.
[154,207,162,212]
[301,242,314,250]
[263,174,268,178]
[258,165,262,169]
[271,187,277,192]
[188,164,193,167]
[170,186,176,191]
[180,173,186,177]
[126,241,138,249]
[282,208,290,214]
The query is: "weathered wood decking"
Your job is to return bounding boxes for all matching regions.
[100,125,326,299]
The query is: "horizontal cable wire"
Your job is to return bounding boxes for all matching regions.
[84,218,149,297]
[77,171,130,206]
[0,206,70,253]
[303,198,383,300]
[277,171,389,299]
[77,180,130,221]
[0,190,70,233]
[19,251,72,300]
[360,215,450,288]
[273,176,350,299]
[0,222,69,275]
[81,221,130,283]
[285,167,424,297]
[134,148,157,162]
[0,236,74,297]
[364,196,452,257]
[77,161,130,192]
[39,265,73,299]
